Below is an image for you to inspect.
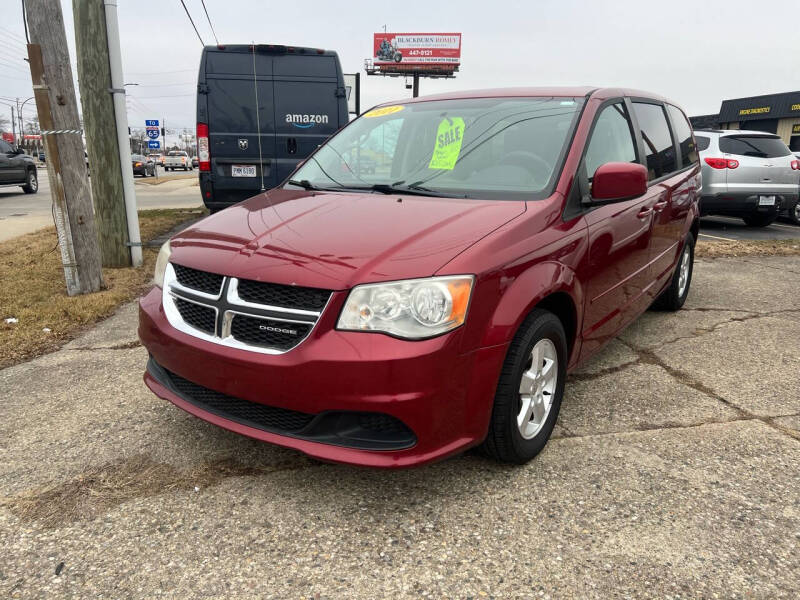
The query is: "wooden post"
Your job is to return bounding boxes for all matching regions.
[73,0,131,267]
[26,0,104,295]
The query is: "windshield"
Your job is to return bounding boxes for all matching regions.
[287,96,584,199]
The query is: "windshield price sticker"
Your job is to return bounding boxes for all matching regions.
[364,105,405,118]
[429,117,465,170]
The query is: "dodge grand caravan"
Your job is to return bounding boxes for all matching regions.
[140,87,700,468]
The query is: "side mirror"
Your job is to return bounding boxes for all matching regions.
[589,162,647,203]
[14,147,25,155]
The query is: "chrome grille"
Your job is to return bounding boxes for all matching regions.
[162,263,331,354]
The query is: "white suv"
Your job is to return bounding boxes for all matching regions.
[695,130,800,226]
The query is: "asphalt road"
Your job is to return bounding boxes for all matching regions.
[0,167,203,242]
[1,256,799,598]
[699,215,800,241]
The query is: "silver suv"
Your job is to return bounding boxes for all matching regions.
[695,130,799,226]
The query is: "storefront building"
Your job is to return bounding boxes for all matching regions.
[716,91,800,151]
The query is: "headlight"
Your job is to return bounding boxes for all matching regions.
[153,240,172,288]
[337,275,474,339]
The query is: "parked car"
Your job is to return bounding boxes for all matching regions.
[196,44,349,212]
[165,150,192,171]
[140,87,700,468]
[694,129,800,226]
[132,154,155,177]
[0,139,38,193]
[191,155,199,168]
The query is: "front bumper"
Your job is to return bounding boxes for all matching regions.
[138,287,508,468]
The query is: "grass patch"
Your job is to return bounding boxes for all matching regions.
[696,238,800,258]
[0,208,206,369]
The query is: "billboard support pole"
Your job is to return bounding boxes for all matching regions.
[412,73,420,98]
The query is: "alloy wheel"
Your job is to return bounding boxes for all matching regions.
[677,244,691,298]
[517,339,558,440]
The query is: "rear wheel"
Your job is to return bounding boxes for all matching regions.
[652,232,694,311]
[743,213,776,227]
[788,201,800,226]
[21,169,38,194]
[480,309,567,464]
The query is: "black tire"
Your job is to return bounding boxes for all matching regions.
[21,169,38,194]
[742,213,776,227]
[787,201,800,226]
[652,232,694,311]
[480,309,567,464]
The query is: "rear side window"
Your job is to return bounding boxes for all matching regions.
[666,105,697,167]
[695,135,711,151]
[584,102,638,179]
[719,135,790,158]
[631,102,677,180]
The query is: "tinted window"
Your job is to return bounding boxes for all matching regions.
[631,102,677,180]
[719,135,790,158]
[0,140,12,153]
[584,102,637,179]
[666,105,697,166]
[695,135,710,151]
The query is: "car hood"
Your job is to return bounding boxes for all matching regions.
[170,189,526,290]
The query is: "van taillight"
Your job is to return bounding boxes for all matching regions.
[197,123,210,171]
[791,160,800,170]
[704,157,738,169]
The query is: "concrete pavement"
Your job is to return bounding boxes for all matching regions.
[0,257,798,598]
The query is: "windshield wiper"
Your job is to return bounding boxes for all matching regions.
[286,179,326,191]
[358,182,468,198]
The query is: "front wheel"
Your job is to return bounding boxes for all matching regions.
[652,232,694,311]
[21,170,38,194]
[743,213,776,227]
[480,309,567,464]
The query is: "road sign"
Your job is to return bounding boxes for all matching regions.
[145,119,159,127]
[146,128,159,139]
[148,140,160,149]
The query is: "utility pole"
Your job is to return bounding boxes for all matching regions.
[73,0,131,267]
[10,105,16,144]
[25,0,104,295]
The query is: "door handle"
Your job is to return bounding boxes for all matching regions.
[637,207,652,219]
[653,200,668,211]
[287,138,297,155]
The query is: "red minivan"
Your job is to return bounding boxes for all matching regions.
[139,87,700,467]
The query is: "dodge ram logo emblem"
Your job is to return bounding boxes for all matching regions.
[238,138,248,150]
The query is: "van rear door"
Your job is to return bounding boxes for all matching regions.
[204,50,277,194]
[272,55,343,183]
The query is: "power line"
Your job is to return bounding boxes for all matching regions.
[126,68,195,75]
[178,0,204,46]
[200,0,219,45]
[0,24,27,45]
[133,93,194,99]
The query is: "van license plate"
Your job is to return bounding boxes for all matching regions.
[758,195,775,206]
[232,165,256,177]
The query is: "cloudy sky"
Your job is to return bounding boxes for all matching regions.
[1,0,797,134]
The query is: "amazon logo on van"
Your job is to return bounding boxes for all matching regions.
[285,113,329,128]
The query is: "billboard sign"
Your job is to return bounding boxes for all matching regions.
[372,33,461,67]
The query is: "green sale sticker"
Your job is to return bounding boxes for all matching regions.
[429,117,465,170]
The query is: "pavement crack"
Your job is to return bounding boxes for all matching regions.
[68,340,142,351]
[618,339,800,444]
[554,416,755,440]
[1,453,326,528]
[567,359,640,382]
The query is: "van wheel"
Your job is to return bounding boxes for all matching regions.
[22,170,38,194]
[480,309,567,464]
[652,232,694,311]
[743,214,776,227]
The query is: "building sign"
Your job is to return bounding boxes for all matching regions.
[792,124,800,134]
[372,33,461,66]
[738,106,770,116]
[1,132,14,143]
[792,104,800,112]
